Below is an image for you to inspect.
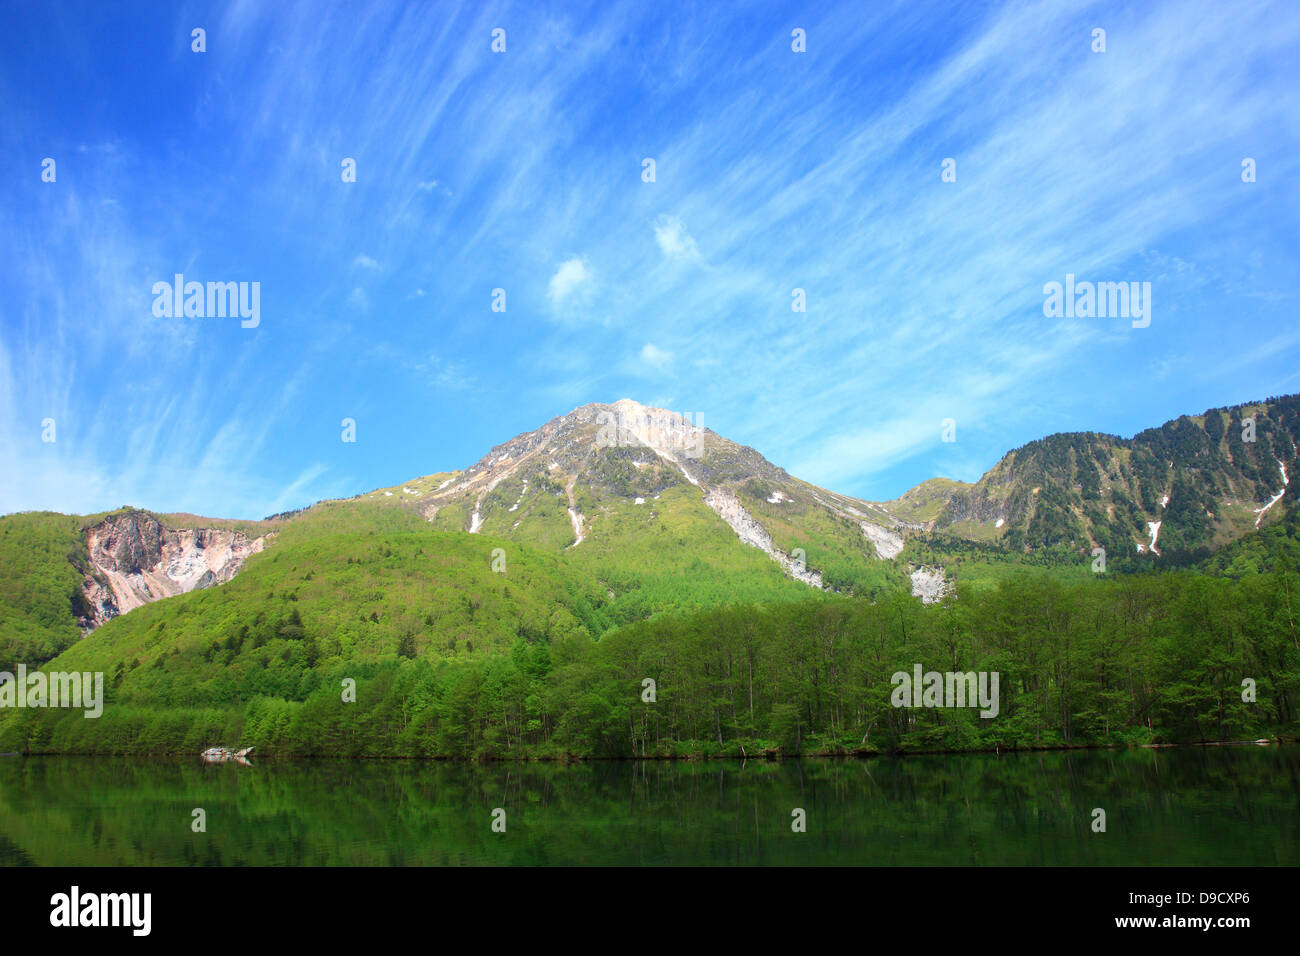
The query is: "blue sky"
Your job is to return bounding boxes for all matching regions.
[2,0,1299,519]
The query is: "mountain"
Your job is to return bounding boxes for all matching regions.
[879,477,972,526]
[2,395,1298,758]
[2,395,1298,675]
[912,395,1299,565]
[389,393,1300,598]
[416,399,908,594]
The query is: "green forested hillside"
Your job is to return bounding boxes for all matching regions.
[3,396,1300,759]
[5,553,1297,757]
[440,480,829,625]
[1201,500,1300,578]
[0,512,94,669]
[935,394,1299,562]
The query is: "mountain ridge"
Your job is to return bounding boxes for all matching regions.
[2,394,1298,759]
[2,393,1297,672]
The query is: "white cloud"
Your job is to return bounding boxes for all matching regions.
[548,257,591,304]
[347,287,369,311]
[352,254,381,270]
[654,216,698,259]
[639,343,675,371]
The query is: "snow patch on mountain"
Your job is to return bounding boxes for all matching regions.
[656,448,699,486]
[566,508,585,546]
[1147,520,1162,556]
[1253,460,1289,527]
[564,477,585,547]
[508,480,528,512]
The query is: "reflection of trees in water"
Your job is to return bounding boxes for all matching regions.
[0,748,1296,866]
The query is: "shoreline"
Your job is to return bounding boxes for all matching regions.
[6,736,1292,762]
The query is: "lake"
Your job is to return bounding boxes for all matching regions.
[0,747,1296,866]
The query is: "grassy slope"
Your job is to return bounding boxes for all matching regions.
[881,477,971,524]
[734,477,906,596]
[432,463,823,622]
[0,524,610,753]
[562,483,821,623]
[0,512,90,668]
[48,526,608,683]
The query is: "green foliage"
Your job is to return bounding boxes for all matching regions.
[6,565,1296,758]
[0,512,92,669]
[559,485,822,624]
[5,397,1300,760]
[5,749,1297,866]
[939,394,1300,561]
[1203,501,1300,578]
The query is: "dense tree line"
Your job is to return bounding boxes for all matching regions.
[6,564,1296,758]
[0,512,92,668]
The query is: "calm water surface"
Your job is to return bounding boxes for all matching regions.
[1,747,1296,865]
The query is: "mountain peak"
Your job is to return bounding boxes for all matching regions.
[403,396,907,592]
[568,397,692,424]
[609,397,655,412]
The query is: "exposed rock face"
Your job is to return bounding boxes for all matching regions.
[703,488,823,588]
[77,575,120,631]
[860,520,905,560]
[80,511,272,629]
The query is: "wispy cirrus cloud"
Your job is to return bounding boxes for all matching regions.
[1,0,1297,518]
